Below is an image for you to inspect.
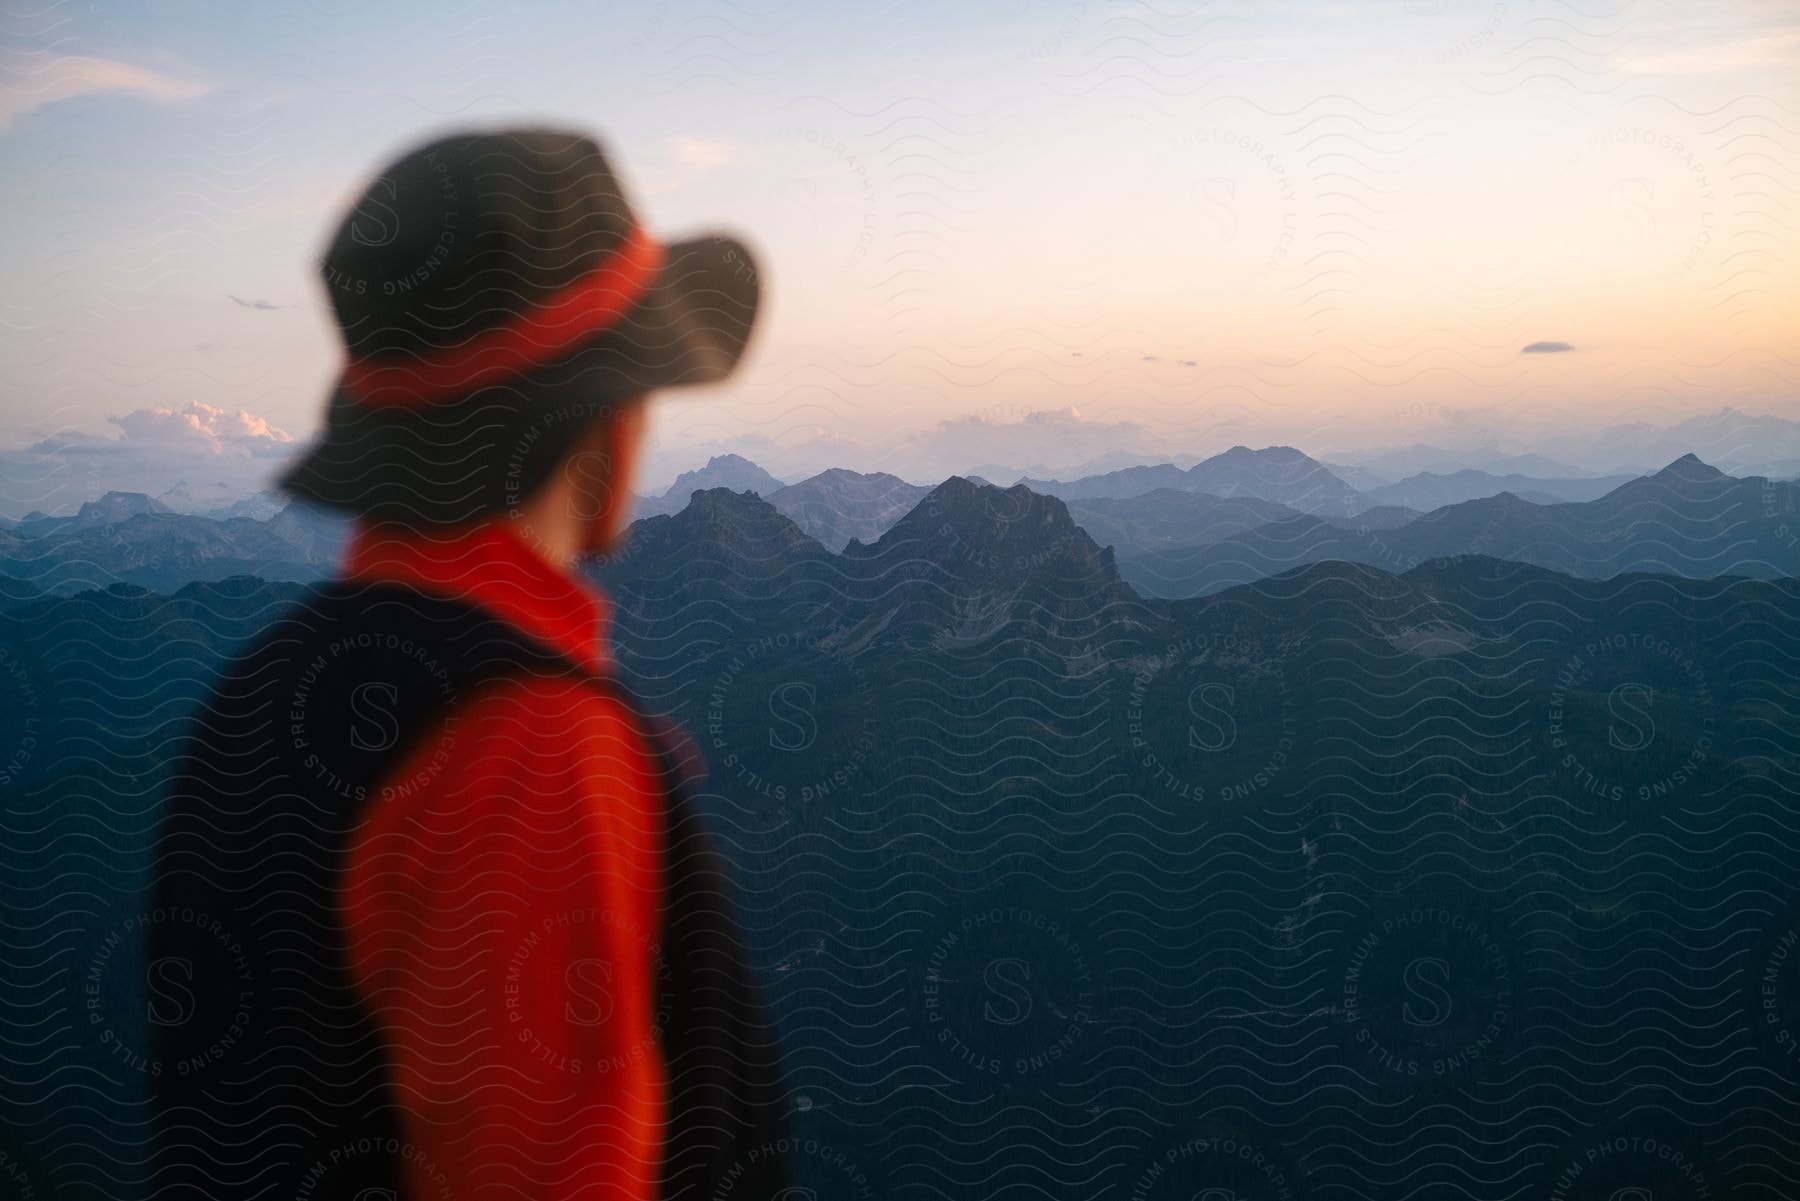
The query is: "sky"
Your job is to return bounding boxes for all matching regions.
[0,0,1795,510]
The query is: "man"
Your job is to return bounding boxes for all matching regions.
[149,128,790,1200]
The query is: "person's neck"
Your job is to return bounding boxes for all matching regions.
[502,483,628,572]
[504,494,585,571]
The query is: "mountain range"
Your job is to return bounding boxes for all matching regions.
[1021,444,1364,515]
[5,448,1795,603]
[630,453,789,517]
[0,491,348,595]
[1120,453,1800,597]
[6,463,1800,1201]
[1330,406,1800,481]
[1355,467,1638,510]
[629,455,934,550]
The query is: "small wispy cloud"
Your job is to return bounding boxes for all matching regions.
[228,294,284,311]
[1522,341,1577,354]
[0,50,210,131]
[635,136,742,195]
[1619,27,1800,76]
[669,136,737,170]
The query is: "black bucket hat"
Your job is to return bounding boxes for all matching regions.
[281,126,761,525]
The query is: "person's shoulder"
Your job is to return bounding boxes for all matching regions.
[440,672,675,806]
[457,670,656,753]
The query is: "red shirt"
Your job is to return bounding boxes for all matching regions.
[338,521,667,1200]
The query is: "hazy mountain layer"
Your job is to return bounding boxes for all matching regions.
[1065,489,1305,557]
[765,468,931,552]
[632,453,788,518]
[1125,454,1800,597]
[1023,445,1362,514]
[0,499,348,594]
[1359,468,1638,510]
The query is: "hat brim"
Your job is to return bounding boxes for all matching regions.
[280,232,760,525]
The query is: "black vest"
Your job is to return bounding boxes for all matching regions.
[148,582,790,1199]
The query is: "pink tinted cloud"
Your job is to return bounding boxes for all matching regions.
[0,51,210,130]
[107,403,293,455]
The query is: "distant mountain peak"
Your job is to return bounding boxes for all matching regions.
[923,475,1079,530]
[594,486,829,598]
[629,455,787,519]
[864,476,1113,579]
[675,485,801,532]
[762,468,933,552]
[655,487,831,562]
[1653,453,1725,482]
[14,491,182,535]
[1215,443,1302,463]
[933,473,1009,501]
[658,454,784,499]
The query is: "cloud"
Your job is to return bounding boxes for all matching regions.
[669,136,737,169]
[228,294,285,311]
[1522,341,1576,354]
[0,50,210,131]
[635,136,743,195]
[906,406,1157,478]
[1022,407,1096,426]
[105,402,294,456]
[0,404,299,518]
[1618,28,1800,75]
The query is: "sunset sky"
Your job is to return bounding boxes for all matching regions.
[0,0,1794,506]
